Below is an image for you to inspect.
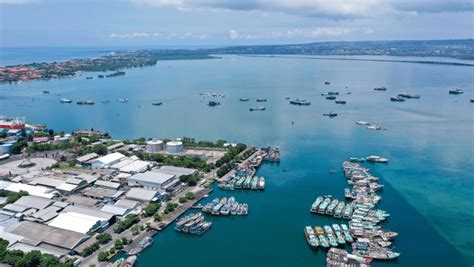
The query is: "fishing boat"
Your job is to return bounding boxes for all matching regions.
[318,235,330,248]
[152,102,162,106]
[335,100,346,104]
[327,234,339,247]
[314,226,325,236]
[257,177,265,190]
[335,231,346,244]
[374,86,387,91]
[256,98,267,102]
[250,176,258,190]
[310,196,324,213]
[249,107,266,111]
[326,199,339,215]
[323,112,337,117]
[243,176,252,189]
[290,99,311,105]
[326,95,336,100]
[239,98,250,102]
[59,98,72,103]
[324,225,334,235]
[241,203,248,215]
[304,226,319,249]
[318,197,331,214]
[390,96,405,102]
[333,202,345,218]
[449,88,463,94]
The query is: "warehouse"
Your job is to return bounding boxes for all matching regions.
[125,188,160,202]
[48,211,109,234]
[90,152,126,168]
[5,221,89,256]
[156,166,197,178]
[128,170,178,191]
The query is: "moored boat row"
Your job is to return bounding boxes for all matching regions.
[202,197,248,216]
[174,212,212,235]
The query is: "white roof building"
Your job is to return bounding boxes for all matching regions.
[4,182,58,199]
[125,188,159,202]
[48,212,109,234]
[128,171,178,191]
[90,152,126,168]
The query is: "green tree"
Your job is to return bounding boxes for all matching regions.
[97,251,109,262]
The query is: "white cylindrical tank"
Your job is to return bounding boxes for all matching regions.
[146,140,164,153]
[166,141,184,154]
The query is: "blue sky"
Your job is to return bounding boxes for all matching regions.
[0,0,473,47]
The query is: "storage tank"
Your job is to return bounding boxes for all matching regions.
[146,140,164,153]
[166,141,184,154]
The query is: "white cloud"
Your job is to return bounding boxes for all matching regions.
[108,31,211,40]
[0,0,38,4]
[227,27,373,40]
[132,0,473,19]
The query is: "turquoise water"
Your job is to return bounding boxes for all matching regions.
[0,54,473,266]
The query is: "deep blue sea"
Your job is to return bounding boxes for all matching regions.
[0,48,473,266]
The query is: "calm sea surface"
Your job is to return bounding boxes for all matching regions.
[0,50,473,266]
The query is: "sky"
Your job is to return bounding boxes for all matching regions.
[0,0,473,47]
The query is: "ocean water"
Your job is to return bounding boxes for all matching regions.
[0,53,473,266]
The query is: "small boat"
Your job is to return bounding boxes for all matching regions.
[398,93,420,99]
[42,90,50,94]
[239,98,250,102]
[327,91,339,95]
[349,157,366,162]
[60,98,72,103]
[326,96,336,100]
[323,112,337,117]
[256,98,267,102]
[285,97,290,100]
[85,99,95,105]
[208,101,220,106]
[324,81,331,85]
[152,102,163,106]
[471,99,474,103]
[290,99,311,105]
[366,155,389,163]
[374,86,387,91]
[356,121,370,126]
[249,107,266,111]
[449,89,463,95]
[390,96,405,102]
[102,100,110,103]
[117,98,129,103]
[86,76,93,79]
[335,100,346,104]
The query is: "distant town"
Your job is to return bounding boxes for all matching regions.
[1,39,473,83]
[0,116,279,266]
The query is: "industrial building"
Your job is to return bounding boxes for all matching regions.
[4,221,89,256]
[125,188,160,202]
[128,170,179,192]
[156,166,197,178]
[48,211,109,234]
[90,152,126,168]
